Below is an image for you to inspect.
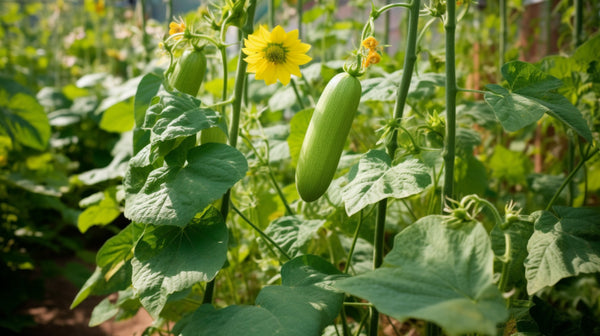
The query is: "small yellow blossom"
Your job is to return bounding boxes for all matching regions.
[362,36,379,51]
[95,0,105,14]
[243,25,312,86]
[169,22,186,39]
[362,50,381,68]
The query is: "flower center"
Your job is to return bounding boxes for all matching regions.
[264,44,286,64]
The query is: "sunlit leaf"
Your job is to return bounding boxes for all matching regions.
[263,216,326,258]
[124,143,247,227]
[341,150,431,216]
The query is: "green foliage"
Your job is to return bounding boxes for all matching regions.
[335,216,508,336]
[485,61,593,142]
[525,207,600,295]
[341,150,431,216]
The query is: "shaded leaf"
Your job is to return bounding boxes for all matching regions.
[132,207,228,317]
[0,91,50,150]
[335,216,508,336]
[484,61,592,142]
[263,216,326,258]
[524,207,600,295]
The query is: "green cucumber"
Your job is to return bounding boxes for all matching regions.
[296,72,362,202]
[168,48,207,96]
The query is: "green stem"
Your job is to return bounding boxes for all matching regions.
[240,133,294,215]
[269,0,275,27]
[164,0,173,23]
[499,0,507,74]
[208,0,258,308]
[498,232,512,296]
[458,87,488,95]
[291,79,306,109]
[229,0,257,148]
[442,0,457,210]
[574,0,583,48]
[344,210,363,274]
[202,280,215,304]
[386,0,421,158]
[231,203,291,261]
[374,2,412,18]
[567,134,575,206]
[297,0,303,39]
[139,0,150,61]
[546,147,599,211]
[371,2,420,334]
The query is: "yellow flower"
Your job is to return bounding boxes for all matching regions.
[243,25,312,85]
[362,36,379,51]
[169,22,186,39]
[362,50,381,68]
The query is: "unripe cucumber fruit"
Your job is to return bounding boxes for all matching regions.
[168,48,207,96]
[200,126,228,144]
[296,72,361,202]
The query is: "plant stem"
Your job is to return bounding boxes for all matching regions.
[370,1,421,334]
[291,79,306,109]
[441,0,457,210]
[207,0,258,307]
[297,0,303,39]
[498,232,512,296]
[344,210,363,274]
[546,147,599,211]
[499,0,507,75]
[573,0,583,48]
[231,203,291,261]
[386,0,421,159]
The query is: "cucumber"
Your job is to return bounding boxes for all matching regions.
[296,72,362,202]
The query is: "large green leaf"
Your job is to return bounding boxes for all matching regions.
[0,90,50,150]
[178,255,345,336]
[524,207,600,295]
[484,61,592,142]
[124,143,247,226]
[134,72,162,127]
[263,216,326,258]
[144,91,220,143]
[341,150,431,216]
[131,207,228,317]
[335,216,508,336]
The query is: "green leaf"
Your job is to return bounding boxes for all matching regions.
[287,108,313,168]
[341,150,431,216]
[263,216,327,258]
[484,61,592,142]
[0,91,50,150]
[131,207,228,317]
[524,207,600,295]
[71,261,132,309]
[178,255,344,336]
[134,73,162,127]
[77,188,122,233]
[124,143,248,226]
[96,222,145,278]
[180,305,280,336]
[335,216,508,336]
[89,296,119,326]
[145,91,220,143]
[100,100,135,133]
